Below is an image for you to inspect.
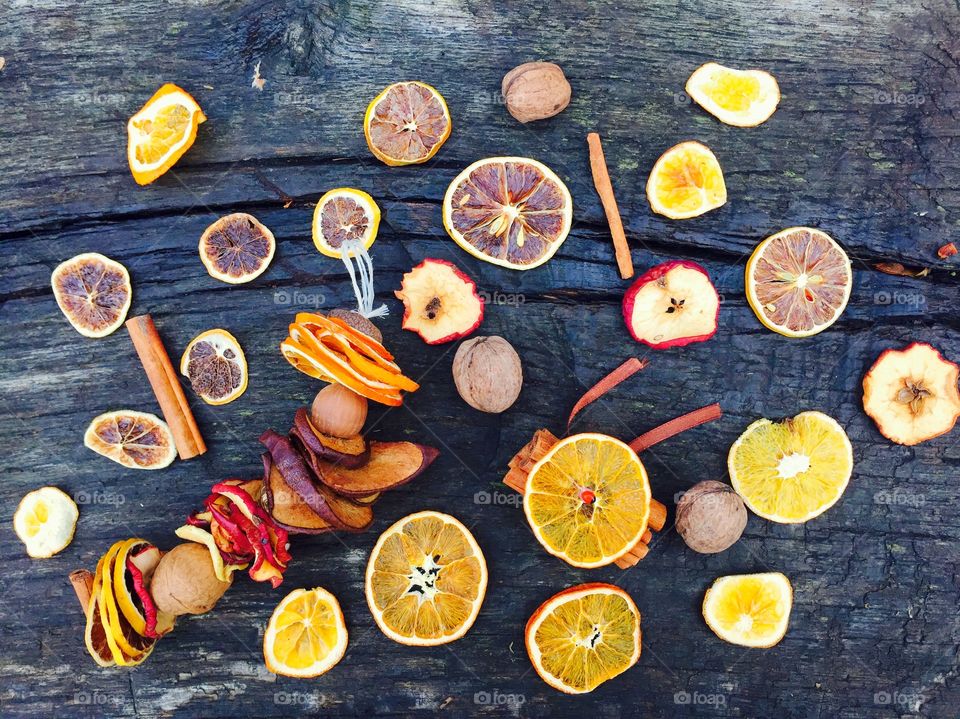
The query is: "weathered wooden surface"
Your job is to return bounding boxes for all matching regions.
[1,0,959,717]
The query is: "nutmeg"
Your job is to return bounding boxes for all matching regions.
[452,336,522,413]
[328,309,382,343]
[675,480,747,554]
[502,62,571,123]
[149,543,232,616]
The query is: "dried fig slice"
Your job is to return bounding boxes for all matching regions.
[199,213,276,284]
[265,465,335,534]
[260,430,349,530]
[292,407,369,469]
[311,441,439,498]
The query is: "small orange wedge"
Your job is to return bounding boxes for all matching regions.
[127,83,206,185]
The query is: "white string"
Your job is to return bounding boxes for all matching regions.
[341,239,388,318]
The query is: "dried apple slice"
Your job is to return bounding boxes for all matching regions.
[291,407,369,469]
[622,260,720,348]
[264,464,335,534]
[311,441,439,498]
[863,342,960,445]
[260,430,351,529]
[395,258,484,344]
[113,540,174,639]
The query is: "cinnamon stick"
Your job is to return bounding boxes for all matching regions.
[567,358,647,430]
[69,569,94,613]
[587,132,634,279]
[126,314,206,460]
[629,403,722,453]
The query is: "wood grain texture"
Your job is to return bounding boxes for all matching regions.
[1,0,959,717]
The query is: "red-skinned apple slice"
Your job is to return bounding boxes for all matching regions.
[395,258,484,344]
[264,465,335,534]
[863,342,960,445]
[291,407,370,469]
[622,260,720,348]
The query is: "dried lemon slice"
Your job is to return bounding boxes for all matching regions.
[365,511,487,646]
[312,188,380,259]
[13,487,79,558]
[199,213,276,284]
[364,81,451,166]
[180,329,248,405]
[646,141,727,219]
[728,411,853,523]
[264,587,348,678]
[443,157,573,270]
[745,227,852,337]
[526,583,641,694]
[703,572,792,647]
[84,410,177,469]
[127,83,206,185]
[685,62,780,127]
[51,253,132,338]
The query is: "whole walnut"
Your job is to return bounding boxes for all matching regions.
[676,480,747,554]
[149,543,232,616]
[502,62,572,123]
[452,336,522,413]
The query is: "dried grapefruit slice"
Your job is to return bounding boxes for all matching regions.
[443,157,573,270]
[199,213,275,284]
[646,141,727,219]
[13,487,78,558]
[264,587,348,678]
[364,81,451,166]
[312,188,380,258]
[685,63,780,127]
[365,511,487,646]
[523,433,651,568]
[51,253,132,338]
[746,227,852,337]
[84,410,177,469]
[127,83,206,185]
[526,583,641,694]
[179,329,248,405]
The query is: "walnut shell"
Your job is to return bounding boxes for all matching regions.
[452,336,522,413]
[149,543,232,616]
[675,480,747,554]
[502,62,571,123]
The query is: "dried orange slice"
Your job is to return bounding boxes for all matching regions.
[702,572,792,647]
[180,329,248,405]
[524,433,651,568]
[13,487,79,558]
[84,410,177,469]
[526,583,641,694]
[127,83,206,185]
[647,141,727,219]
[685,63,780,127]
[443,157,573,270]
[264,587,348,678]
[728,411,853,523]
[51,253,132,338]
[364,81,451,166]
[199,213,275,284]
[365,511,487,646]
[745,227,852,337]
[311,188,380,259]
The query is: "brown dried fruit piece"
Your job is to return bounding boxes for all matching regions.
[199,213,276,284]
[502,62,571,123]
[84,410,177,469]
[292,407,370,469]
[675,480,747,554]
[863,342,960,445]
[311,441,439,498]
[149,543,232,616]
[51,253,132,337]
[264,463,334,534]
[329,309,383,343]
